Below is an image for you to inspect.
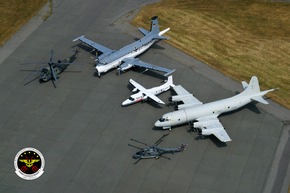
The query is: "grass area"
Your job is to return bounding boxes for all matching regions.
[0,0,48,46]
[132,0,290,109]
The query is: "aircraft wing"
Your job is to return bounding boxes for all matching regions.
[73,35,112,54]
[122,58,175,76]
[129,79,146,92]
[173,85,203,105]
[129,79,165,104]
[195,116,232,142]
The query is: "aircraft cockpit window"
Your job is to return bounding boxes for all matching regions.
[129,97,134,101]
[159,118,165,122]
[41,69,49,74]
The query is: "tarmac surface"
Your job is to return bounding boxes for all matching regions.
[0,0,289,193]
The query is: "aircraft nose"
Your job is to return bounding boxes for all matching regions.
[122,99,130,106]
[154,120,161,127]
[132,154,140,159]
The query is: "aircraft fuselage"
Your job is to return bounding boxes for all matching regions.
[95,36,156,76]
[122,81,171,106]
[155,94,252,129]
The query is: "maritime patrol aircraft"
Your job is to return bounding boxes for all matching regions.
[122,76,175,106]
[73,16,175,77]
[154,76,276,142]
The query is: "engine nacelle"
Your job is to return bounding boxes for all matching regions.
[201,128,216,136]
[193,122,207,129]
[132,88,138,93]
[176,103,201,110]
[120,62,133,71]
[169,94,193,102]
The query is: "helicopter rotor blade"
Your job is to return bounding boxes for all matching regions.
[51,79,57,88]
[62,70,82,73]
[20,69,42,72]
[154,133,170,145]
[50,50,54,63]
[20,62,48,65]
[159,155,171,160]
[130,138,149,146]
[134,158,142,164]
[128,144,143,150]
[24,76,40,86]
[57,62,72,65]
[23,70,41,81]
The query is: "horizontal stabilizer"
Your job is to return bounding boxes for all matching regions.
[154,36,169,40]
[251,96,269,104]
[164,69,175,77]
[138,28,149,36]
[241,81,248,90]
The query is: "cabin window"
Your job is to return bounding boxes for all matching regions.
[129,97,134,101]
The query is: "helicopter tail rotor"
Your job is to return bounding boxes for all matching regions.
[179,144,188,151]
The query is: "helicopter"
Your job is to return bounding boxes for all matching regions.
[128,133,187,164]
[21,49,80,88]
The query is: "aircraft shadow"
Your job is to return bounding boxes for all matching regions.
[72,43,98,57]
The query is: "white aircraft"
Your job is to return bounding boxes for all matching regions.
[154,76,276,142]
[122,76,175,106]
[73,16,175,77]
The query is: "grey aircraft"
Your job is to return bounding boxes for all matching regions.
[73,16,175,77]
[22,49,79,88]
[128,133,187,164]
[155,76,276,142]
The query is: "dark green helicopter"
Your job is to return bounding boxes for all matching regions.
[128,133,187,164]
[22,49,80,88]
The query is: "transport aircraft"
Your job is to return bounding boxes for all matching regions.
[73,16,175,77]
[154,76,276,142]
[122,76,174,106]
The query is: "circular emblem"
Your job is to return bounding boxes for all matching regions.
[14,147,45,180]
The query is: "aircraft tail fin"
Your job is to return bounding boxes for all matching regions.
[149,16,170,40]
[150,16,160,34]
[241,76,261,95]
[239,76,276,104]
[165,75,175,87]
